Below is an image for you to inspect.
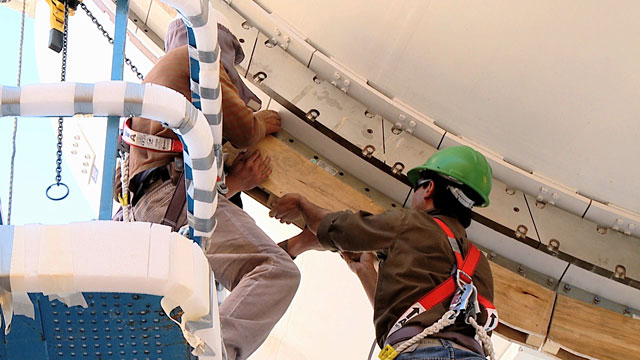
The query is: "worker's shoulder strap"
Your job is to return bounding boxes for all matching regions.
[161,171,186,232]
[386,216,495,338]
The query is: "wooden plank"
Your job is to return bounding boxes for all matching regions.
[490,262,555,349]
[544,294,640,360]
[225,135,385,214]
[234,136,563,349]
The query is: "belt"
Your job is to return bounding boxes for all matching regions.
[385,325,482,356]
[409,338,473,353]
[129,165,172,207]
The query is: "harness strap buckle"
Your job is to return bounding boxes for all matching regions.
[456,268,473,288]
[449,283,474,317]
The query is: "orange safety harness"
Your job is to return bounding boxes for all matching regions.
[121,118,184,153]
[386,217,499,341]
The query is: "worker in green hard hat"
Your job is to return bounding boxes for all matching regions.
[270,145,498,360]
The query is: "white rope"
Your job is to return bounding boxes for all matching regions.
[393,310,457,354]
[468,317,496,360]
[7,0,27,225]
[392,310,495,360]
[119,152,134,222]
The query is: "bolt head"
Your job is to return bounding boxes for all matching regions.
[398,114,406,121]
[409,120,417,127]
[563,284,571,292]
[333,72,341,80]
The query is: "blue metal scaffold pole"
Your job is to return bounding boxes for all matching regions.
[98,0,130,220]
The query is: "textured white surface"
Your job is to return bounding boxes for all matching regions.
[260,0,640,215]
[4,221,211,319]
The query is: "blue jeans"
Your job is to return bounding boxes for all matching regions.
[396,339,486,360]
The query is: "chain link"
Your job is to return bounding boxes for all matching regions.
[80,2,144,80]
[53,1,69,187]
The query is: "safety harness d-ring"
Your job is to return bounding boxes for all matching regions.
[45,182,70,201]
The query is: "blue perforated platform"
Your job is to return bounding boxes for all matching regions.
[0,293,194,359]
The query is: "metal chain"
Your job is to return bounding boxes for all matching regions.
[55,1,69,186]
[7,0,27,224]
[79,2,144,80]
[46,1,70,201]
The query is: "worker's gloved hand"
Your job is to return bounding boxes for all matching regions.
[225,149,272,197]
[256,110,282,135]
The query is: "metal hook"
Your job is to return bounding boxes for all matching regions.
[46,182,70,201]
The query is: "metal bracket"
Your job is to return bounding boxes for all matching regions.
[477,245,558,291]
[558,281,640,319]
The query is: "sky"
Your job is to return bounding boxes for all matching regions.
[0,5,94,225]
[0,2,153,225]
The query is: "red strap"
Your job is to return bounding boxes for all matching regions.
[122,118,184,153]
[415,245,482,312]
[433,218,464,268]
[477,294,495,310]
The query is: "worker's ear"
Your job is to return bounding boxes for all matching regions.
[422,180,435,201]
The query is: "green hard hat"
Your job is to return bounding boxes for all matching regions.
[407,145,493,207]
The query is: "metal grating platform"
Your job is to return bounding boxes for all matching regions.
[1,293,194,360]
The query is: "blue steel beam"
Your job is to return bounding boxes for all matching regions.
[99,0,130,220]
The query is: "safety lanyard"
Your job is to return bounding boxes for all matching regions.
[386,217,498,339]
[122,118,184,153]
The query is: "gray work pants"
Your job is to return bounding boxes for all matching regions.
[116,178,300,360]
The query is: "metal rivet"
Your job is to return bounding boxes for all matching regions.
[362,145,375,158]
[547,239,560,254]
[624,307,631,315]
[505,188,516,196]
[57,344,63,348]
[392,162,405,175]
[305,109,320,121]
[253,71,267,83]
[546,278,554,286]
[488,252,496,260]
[93,336,99,340]
[364,110,375,118]
[81,344,87,349]
[517,265,525,274]
[69,344,75,348]
[515,225,528,239]
[593,296,601,304]
[81,336,86,341]
[614,265,626,279]
[563,284,571,292]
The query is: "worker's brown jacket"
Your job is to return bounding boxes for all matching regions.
[317,208,494,350]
